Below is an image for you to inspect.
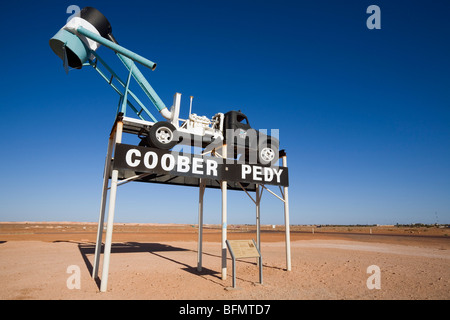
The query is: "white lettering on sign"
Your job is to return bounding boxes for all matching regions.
[242,165,252,179]
[242,164,284,183]
[177,155,190,173]
[119,146,287,186]
[206,159,218,176]
[126,149,141,167]
[124,148,220,177]
[253,166,262,181]
[161,154,176,171]
[273,168,283,183]
[143,151,158,169]
[192,157,204,175]
[264,167,273,181]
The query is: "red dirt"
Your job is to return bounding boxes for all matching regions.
[0,223,449,300]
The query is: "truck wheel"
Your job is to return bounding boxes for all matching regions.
[147,121,178,150]
[258,142,279,165]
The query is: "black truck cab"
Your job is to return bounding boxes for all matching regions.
[224,110,251,131]
[224,110,279,165]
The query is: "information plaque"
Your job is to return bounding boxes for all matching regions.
[226,239,262,288]
[227,240,260,259]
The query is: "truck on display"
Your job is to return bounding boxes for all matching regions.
[138,107,279,165]
[49,7,279,165]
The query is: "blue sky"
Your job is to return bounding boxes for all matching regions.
[0,0,449,225]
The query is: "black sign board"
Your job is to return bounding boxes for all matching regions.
[113,144,289,187]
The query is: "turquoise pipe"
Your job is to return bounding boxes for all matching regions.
[116,53,167,113]
[90,52,158,122]
[75,26,157,71]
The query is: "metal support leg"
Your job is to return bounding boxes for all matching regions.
[92,131,116,279]
[232,255,236,288]
[197,179,206,272]
[282,155,291,271]
[221,144,227,281]
[255,184,261,252]
[99,121,123,292]
[255,184,261,267]
[259,255,263,284]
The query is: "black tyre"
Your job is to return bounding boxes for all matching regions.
[147,121,178,150]
[257,141,279,165]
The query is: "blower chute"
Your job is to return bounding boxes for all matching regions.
[49,7,168,119]
[50,7,113,70]
[49,6,280,165]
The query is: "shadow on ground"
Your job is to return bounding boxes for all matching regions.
[69,241,220,289]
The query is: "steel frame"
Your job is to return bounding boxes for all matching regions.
[92,116,291,292]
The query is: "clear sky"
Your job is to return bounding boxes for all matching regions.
[0,0,449,225]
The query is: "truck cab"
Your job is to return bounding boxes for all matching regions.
[224,110,251,132]
[224,110,279,165]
